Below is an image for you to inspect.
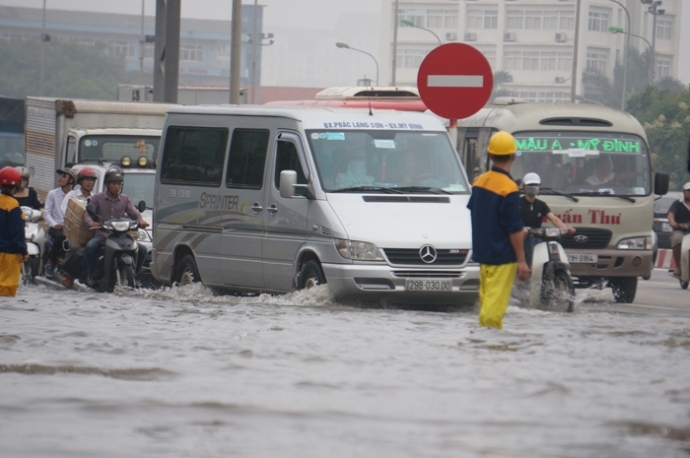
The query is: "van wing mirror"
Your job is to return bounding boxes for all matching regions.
[138,200,147,212]
[654,172,669,196]
[280,170,297,198]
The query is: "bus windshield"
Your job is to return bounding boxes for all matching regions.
[512,131,651,196]
[78,135,160,166]
[306,130,469,193]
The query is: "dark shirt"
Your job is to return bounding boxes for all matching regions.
[668,199,690,225]
[84,191,143,239]
[467,167,524,265]
[15,187,42,210]
[520,196,551,229]
[0,193,28,255]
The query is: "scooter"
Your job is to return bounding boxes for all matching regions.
[86,204,141,292]
[20,206,45,284]
[525,227,575,312]
[674,223,690,289]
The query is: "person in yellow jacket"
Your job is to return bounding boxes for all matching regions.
[0,166,29,296]
[466,132,530,329]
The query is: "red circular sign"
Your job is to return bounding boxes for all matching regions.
[417,43,494,120]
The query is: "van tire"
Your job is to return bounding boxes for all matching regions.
[177,254,200,285]
[296,260,326,290]
[610,277,637,303]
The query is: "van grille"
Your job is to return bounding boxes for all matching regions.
[560,228,612,249]
[383,248,468,266]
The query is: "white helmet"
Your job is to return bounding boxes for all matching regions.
[683,182,690,191]
[523,172,541,186]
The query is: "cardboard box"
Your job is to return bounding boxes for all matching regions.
[64,199,94,246]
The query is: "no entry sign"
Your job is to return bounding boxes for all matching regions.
[417,43,494,120]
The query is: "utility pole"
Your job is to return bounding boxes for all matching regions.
[250,0,258,104]
[139,0,145,85]
[570,0,582,103]
[391,0,399,86]
[153,0,180,103]
[229,0,242,104]
[39,0,46,96]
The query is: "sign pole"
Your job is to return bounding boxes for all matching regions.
[448,119,458,149]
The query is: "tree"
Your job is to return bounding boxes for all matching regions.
[0,39,141,100]
[490,70,513,101]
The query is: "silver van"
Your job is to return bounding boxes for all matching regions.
[151,106,479,305]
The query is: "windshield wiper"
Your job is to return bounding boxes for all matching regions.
[539,188,579,202]
[395,186,452,195]
[331,186,404,194]
[585,191,636,202]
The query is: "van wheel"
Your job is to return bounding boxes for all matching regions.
[610,277,637,303]
[177,254,200,285]
[296,260,326,290]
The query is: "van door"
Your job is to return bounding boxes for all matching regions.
[263,131,311,292]
[219,118,272,289]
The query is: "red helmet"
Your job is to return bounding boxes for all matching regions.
[77,167,98,183]
[0,166,21,186]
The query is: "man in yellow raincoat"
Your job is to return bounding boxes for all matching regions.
[0,166,28,296]
[466,132,530,329]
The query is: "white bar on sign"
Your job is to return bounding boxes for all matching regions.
[427,75,484,88]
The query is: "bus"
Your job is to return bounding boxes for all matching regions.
[455,100,669,303]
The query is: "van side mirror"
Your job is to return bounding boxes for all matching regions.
[654,172,669,196]
[279,170,297,198]
[138,200,147,212]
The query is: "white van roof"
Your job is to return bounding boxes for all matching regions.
[166,106,447,131]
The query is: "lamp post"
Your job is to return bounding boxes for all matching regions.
[399,18,442,45]
[609,26,654,87]
[570,0,582,103]
[392,0,399,85]
[608,0,630,111]
[336,42,379,86]
[641,0,665,84]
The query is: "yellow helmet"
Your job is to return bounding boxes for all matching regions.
[487,131,517,156]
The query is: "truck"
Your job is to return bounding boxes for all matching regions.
[0,96,26,169]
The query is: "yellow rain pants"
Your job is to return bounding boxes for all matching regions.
[0,253,23,297]
[479,263,517,329]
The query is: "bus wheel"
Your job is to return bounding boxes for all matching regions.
[296,260,326,290]
[177,254,200,285]
[610,277,637,304]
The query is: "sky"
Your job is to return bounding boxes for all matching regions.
[1,0,688,85]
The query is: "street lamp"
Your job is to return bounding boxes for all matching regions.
[399,18,442,45]
[641,0,665,83]
[336,42,379,87]
[608,0,631,111]
[609,26,654,86]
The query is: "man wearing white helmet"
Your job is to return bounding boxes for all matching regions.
[520,172,575,266]
[667,182,690,277]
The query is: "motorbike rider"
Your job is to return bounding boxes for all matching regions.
[667,182,690,277]
[42,168,77,277]
[520,172,575,267]
[61,167,98,214]
[12,166,42,210]
[0,166,29,296]
[83,167,148,288]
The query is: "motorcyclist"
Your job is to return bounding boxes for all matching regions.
[12,166,42,210]
[83,167,148,288]
[43,168,77,278]
[61,167,98,214]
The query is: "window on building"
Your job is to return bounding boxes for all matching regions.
[180,44,204,62]
[586,49,608,74]
[142,42,154,59]
[397,48,429,69]
[507,10,524,29]
[226,129,270,189]
[426,9,458,29]
[467,9,498,30]
[504,49,572,72]
[543,10,574,30]
[525,10,543,30]
[109,40,135,58]
[656,18,672,40]
[161,127,229,186]
[479,49,496,68]
[656,57,671,79]
[1,32,27,42]
[398,8,426,27]
[588,9,610,32]
[216,42,230,61]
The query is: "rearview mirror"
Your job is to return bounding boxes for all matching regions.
[138,200,147,212]
[280,170,297,198]
[654,172,669,196]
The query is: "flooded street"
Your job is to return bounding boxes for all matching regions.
[2,283,690,457]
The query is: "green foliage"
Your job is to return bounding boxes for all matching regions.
[0,39,141,100]
[491,70,513,101]
[628,87,690,190]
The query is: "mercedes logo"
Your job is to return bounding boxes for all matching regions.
[574,235,589,243]
[419,245,438,264]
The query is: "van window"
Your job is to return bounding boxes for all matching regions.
[161,127,228,186]
[226,129,269,189]
[274,140,307,188]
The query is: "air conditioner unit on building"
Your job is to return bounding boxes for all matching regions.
[555,33,567,42]
[555,76,566,84]
[446,31,458,41]
[464,32,477,42]
[504,32,516,42]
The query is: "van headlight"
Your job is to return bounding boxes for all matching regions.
[334,239,383,261]
[616,236,650,250]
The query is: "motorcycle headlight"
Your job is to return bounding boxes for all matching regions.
[616,236,649,250]
[111,221,131,232]
[334,238,383,261]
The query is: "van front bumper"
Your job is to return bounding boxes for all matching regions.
[322,263,480,305]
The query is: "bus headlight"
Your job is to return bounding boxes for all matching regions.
[616,236,650,250]
[334,239,383,261]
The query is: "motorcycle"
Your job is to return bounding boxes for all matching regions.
[85,204,141,292]
[522,227,575,313]
[20,206,45,284]
[675,223,690,289]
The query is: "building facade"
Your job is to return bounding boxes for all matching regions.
[379,0,682,103]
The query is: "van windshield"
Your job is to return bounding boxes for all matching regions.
[78,135,159,167]
[512,131,651,196]
[306,130,469,193]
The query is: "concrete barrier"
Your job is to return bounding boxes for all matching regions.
[655,249,676,269]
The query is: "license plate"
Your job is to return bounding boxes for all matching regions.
[567,254,598,263]
[662,222,672,232]
[405,279,452,291]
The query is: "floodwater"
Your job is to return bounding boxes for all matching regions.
[2,283,690,458]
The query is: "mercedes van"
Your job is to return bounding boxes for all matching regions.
[152,106,478,305]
